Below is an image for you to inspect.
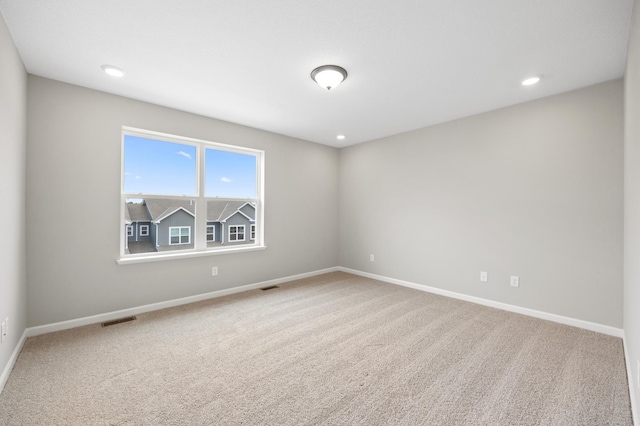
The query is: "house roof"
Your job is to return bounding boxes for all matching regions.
[126,202,152,222]
[126,199,255,223]
[144,198,195,222]
[207,201,255,222]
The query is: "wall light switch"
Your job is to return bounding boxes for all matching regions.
[212,266,218,276]
[510,276,520,287]
[370,254,375,262]
[480,271,488,282]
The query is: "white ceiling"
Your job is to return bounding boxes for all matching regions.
[0,0,634,147]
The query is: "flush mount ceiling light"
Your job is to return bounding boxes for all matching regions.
[521,75,542,86]
[101,64,125,78]
[336,135,346,140]
[311,65,347,91]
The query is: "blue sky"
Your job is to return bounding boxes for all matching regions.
[124,135,256,198]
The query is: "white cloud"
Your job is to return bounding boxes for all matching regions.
[135,176,142,179]
[177,151,192,160]
[220,177,232,183]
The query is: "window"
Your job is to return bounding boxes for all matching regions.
[120,127,264,263]
[170,226,191,245]
[229,225,245,242]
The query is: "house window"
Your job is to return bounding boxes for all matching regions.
[250,224,256,240]
[170,227,190,245]
[126,225,133,237]
[120,127,264,263]
[229,225,245,242]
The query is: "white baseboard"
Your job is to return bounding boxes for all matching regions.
[623,331,638,425]
[27,266,339,337]
[0,329,27,395]
[338,267,624,338]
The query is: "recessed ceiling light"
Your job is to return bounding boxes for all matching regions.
[101,64,125,78]
[521,75,541,86]
[337,135,346,140]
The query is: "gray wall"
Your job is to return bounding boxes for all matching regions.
[624,0,640,417]
[0,13,27,378]
[26,76,339,327]
[339,80,623,328]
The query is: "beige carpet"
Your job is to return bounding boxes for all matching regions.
[0,272,632,425]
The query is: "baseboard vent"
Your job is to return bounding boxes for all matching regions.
[101,316,137,327]
[260,285,279,291]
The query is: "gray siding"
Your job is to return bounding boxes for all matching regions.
[206,221,221,243]
[157,209,195,247]
[224,212,253,245]
[136,222,152,242]
[150,222,158,247]
[239,203,255,219]
[127,222,152,243]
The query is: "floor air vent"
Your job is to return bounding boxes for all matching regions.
[260,285,279,291]
[101,316,137,327]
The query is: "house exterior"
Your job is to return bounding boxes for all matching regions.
[124,201,154,252]
[125,199,255,254]
[206,200,256,247]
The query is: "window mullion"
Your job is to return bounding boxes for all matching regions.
[195,144,207,250]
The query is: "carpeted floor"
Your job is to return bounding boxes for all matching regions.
[0,272,633,425]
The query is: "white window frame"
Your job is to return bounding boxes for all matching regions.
[169,226,191,245]
[228,225,245,242]
[206,225,215,241]
[118,127,265,264]
[250,224,256,240]
[126,225,133,237]
[139,224,149,237]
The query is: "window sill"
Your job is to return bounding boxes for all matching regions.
[116,245,266,265]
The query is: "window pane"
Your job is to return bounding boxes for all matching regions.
[124,198,195,254]
[206,201,256,248]
[124,135,196,196]
[205,149,256,198]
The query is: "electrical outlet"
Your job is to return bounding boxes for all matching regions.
[0,321,5,344]
[510,276,520,287]
[480,271,488,282]
[370,254,375,262]
[212,266,218,276]
[3,317,7,339]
